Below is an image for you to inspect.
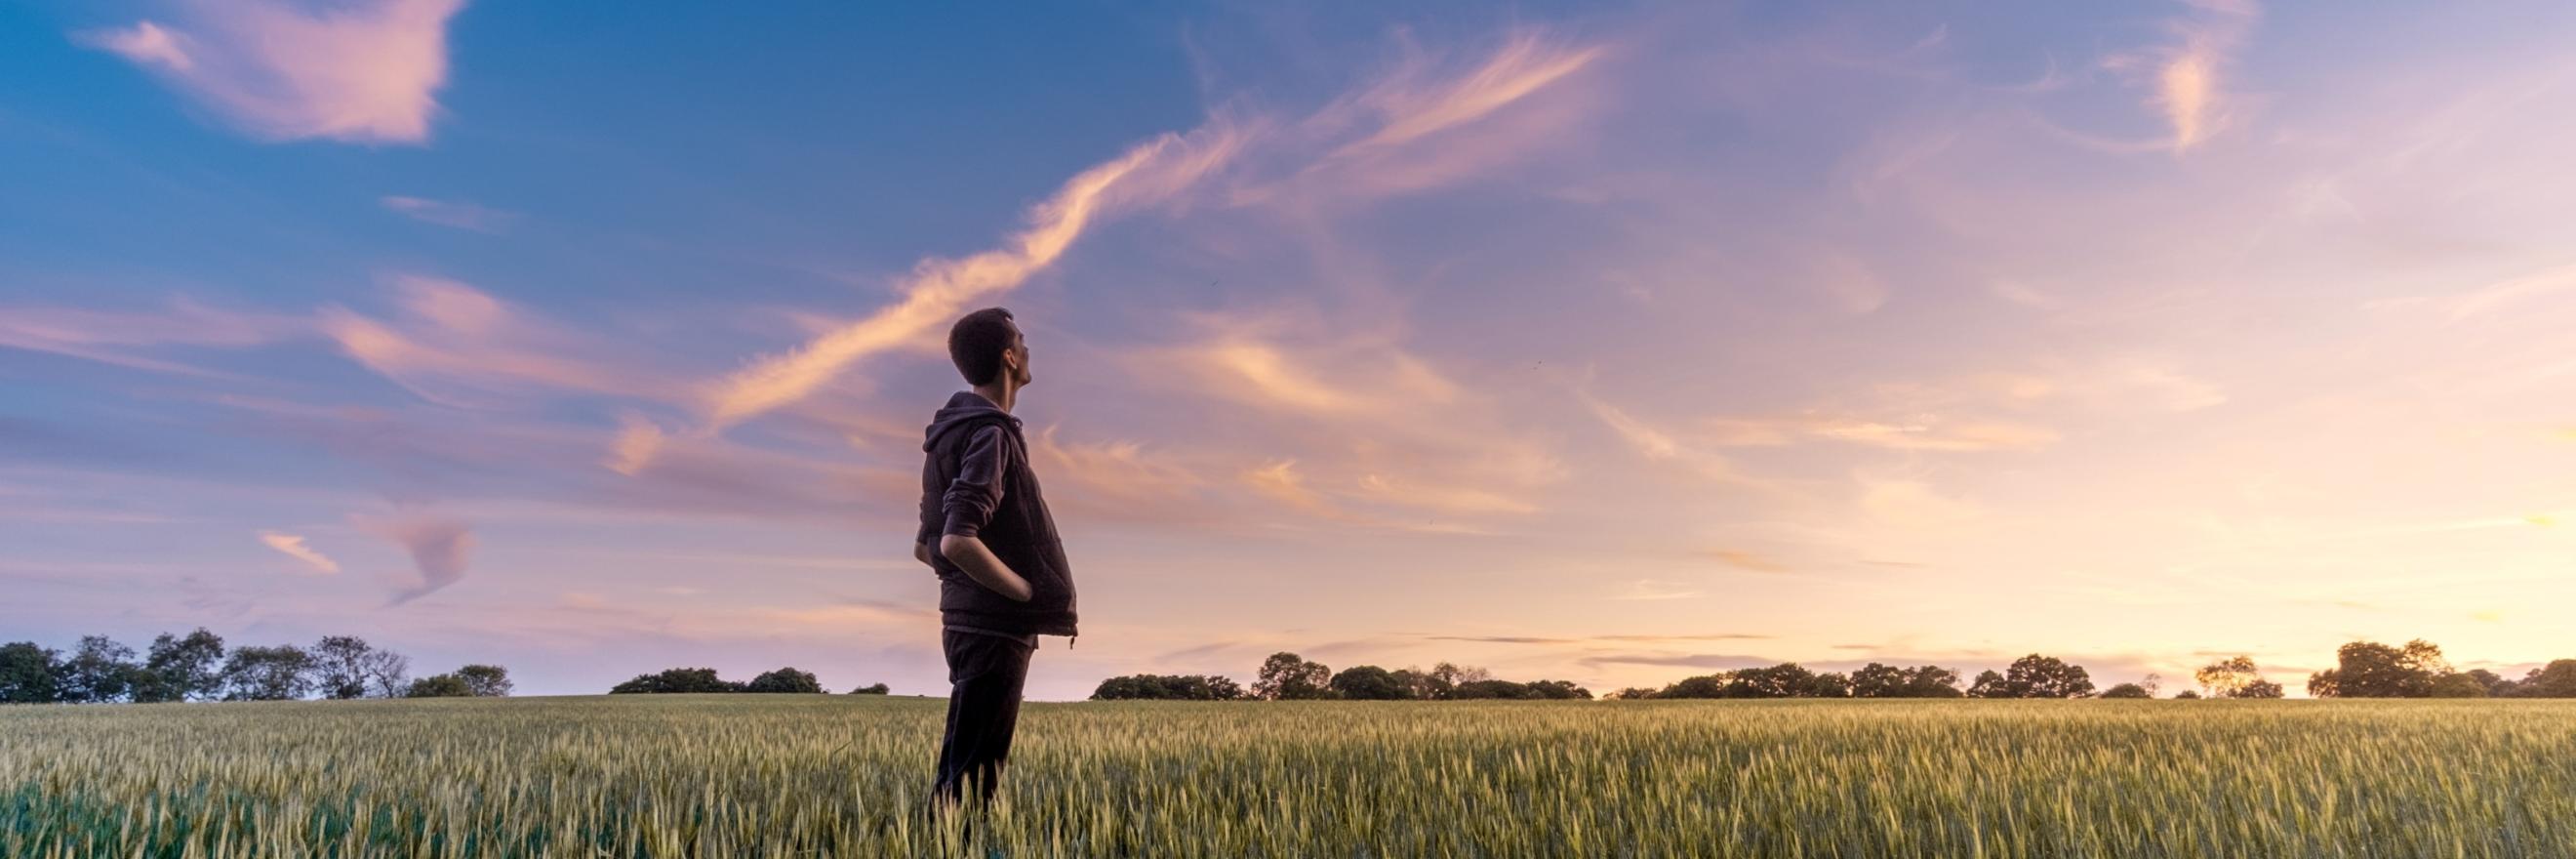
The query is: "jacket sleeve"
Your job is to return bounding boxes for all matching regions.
[940,425,1010,539]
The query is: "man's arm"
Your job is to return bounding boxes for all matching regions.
[935,426,1032,602]
[914,542,936,568]
[939,533,1032,602]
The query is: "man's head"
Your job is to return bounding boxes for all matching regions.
[947,307,1030,389]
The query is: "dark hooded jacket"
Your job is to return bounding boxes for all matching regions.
[918,391,1078,637]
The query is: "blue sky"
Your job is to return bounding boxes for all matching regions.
[5,0,2573,699]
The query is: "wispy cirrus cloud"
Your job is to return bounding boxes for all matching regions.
[256,530,339,574]
[79,0,468,143]
[382,195,518,232]
[697,126,1249,437]
[322,274,648,407]
[2117,0,2260,152]
[1267,29,1610,202]
[0,298,300,376]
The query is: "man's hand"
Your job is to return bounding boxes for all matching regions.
[915,542,936,568]
[938,533,1034,602]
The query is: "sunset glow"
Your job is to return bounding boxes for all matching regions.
[5,1,2570,699]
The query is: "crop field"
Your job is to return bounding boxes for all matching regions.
[4,696,2572,857]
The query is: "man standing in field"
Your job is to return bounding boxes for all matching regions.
[915,307,1080,811]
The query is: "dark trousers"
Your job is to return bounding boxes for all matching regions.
[933,629,1035,807]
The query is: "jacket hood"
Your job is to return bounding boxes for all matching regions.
[923,390,1021,452]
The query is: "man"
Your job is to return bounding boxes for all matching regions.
[915,307,1079,810]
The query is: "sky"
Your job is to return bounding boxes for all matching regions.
[4,0,2571,701]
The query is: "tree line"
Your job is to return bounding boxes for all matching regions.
[0,629,511,704]
[1090,638,2576,701]
[609,666,889,695]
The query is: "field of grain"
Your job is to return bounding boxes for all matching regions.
[3,695,2571,857]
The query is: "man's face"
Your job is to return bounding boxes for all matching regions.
[1007,324,1032,387]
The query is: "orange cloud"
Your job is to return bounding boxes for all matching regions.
[257,531,340,574]
[80,0,465,143]
[2138,0,2258,152]
[700,125,1247,433]
[604,413,666,476]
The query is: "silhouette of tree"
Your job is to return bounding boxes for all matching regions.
[2099,682,2152,699]
[406,675,473,697]
[0,641,61,704]
[2308,639,2450,698]
[140,628,226,703]
[1970,655,2093,698]
[1328,666,1411,700]
[745,667,823,694]
[57,635,140,704]
[611,667,742,694]
[220,644,314,701]
[1253,652,1332,700]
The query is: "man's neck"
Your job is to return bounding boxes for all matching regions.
[971,382,1017,414]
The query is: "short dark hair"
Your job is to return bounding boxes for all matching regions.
[947,307,1018,386]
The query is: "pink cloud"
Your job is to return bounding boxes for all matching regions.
[321,275,651,407]
[355,511,474,604]
[80,0,466,143]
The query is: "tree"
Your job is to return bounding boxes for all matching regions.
[1852,664,1966,699]
[1328,665,1411,700]
[1658,675,1731,699]
[2309,639,2449,698]
[1390,668,1448,701]
[1525,679,1592,700]
[2173,690,2202,699]
[57,635,140,704]
[1906,666,1967,698]
[2236,678,2285,699]
[2428,673,2487,698]
[0,641,61,704]
[1451,679,1535,700]
[849,682,891,695]
[1253,652,1332,700]
[2100,683,2153,699]
[2195,656,2259,699]
[406,675,473,697]
[2008,654,2094,698]
[221,645,315,701]
[745,667,823,694]
[2521,660,2576,698]
[1608,687,1661,700]
[1719,663,1816,698]
[2142,674,2163,697]
[2464,668,2516,697]
[610,667,741,694]
[361,648,412,699]
[140,628,226,702]
[1091,675,1244,700]
[1971,656,2093,699]
[309,635,383,700]
[455,665,513,697]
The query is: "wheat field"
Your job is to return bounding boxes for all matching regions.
[3,695,2571,857]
